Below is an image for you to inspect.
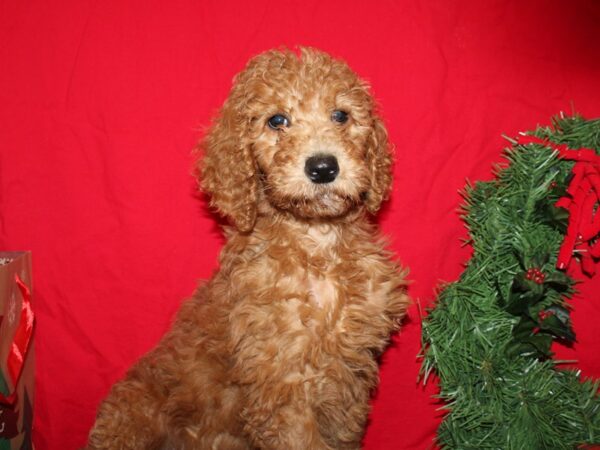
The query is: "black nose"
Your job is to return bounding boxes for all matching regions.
[304,155,339,184]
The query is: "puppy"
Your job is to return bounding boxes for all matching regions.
[88,47,409,450]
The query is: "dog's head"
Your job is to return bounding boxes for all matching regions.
[201,48,392,232]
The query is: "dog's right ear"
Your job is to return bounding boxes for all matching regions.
[364,114,393,214]
[200,97,258,233]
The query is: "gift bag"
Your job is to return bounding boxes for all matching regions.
[0,252,35,450]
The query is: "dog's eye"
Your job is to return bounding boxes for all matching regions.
[267,114,290,130]
[331,110,349,124]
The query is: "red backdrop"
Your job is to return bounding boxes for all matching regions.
[1,1,599,448]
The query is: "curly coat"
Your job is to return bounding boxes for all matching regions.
[88,47,409,450]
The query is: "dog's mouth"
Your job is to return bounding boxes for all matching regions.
[264,184,363,219]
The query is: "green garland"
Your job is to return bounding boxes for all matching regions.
[421,115,600,449]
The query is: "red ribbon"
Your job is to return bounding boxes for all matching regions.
[0,275,35,405]
[518,135,600,275]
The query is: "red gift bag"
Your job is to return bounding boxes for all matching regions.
[0,252,35,450]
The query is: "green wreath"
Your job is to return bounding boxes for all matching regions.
[421,115,600,449]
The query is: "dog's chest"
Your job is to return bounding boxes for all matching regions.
[303,225,344,309]
[307,274,336,308]
[236,222,392,335]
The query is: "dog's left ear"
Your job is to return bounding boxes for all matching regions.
[365,115,393,214]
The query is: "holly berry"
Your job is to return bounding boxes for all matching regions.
[525,267,545,284]
[538,310,555,321]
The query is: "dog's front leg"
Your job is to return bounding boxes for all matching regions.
[241,398,335,450]
[229,324,335,449]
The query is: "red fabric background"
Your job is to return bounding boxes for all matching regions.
[1,1,599,448]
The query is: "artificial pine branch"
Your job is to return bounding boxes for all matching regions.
[421,115,600,449]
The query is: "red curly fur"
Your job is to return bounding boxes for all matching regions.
[88,47,409,450]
